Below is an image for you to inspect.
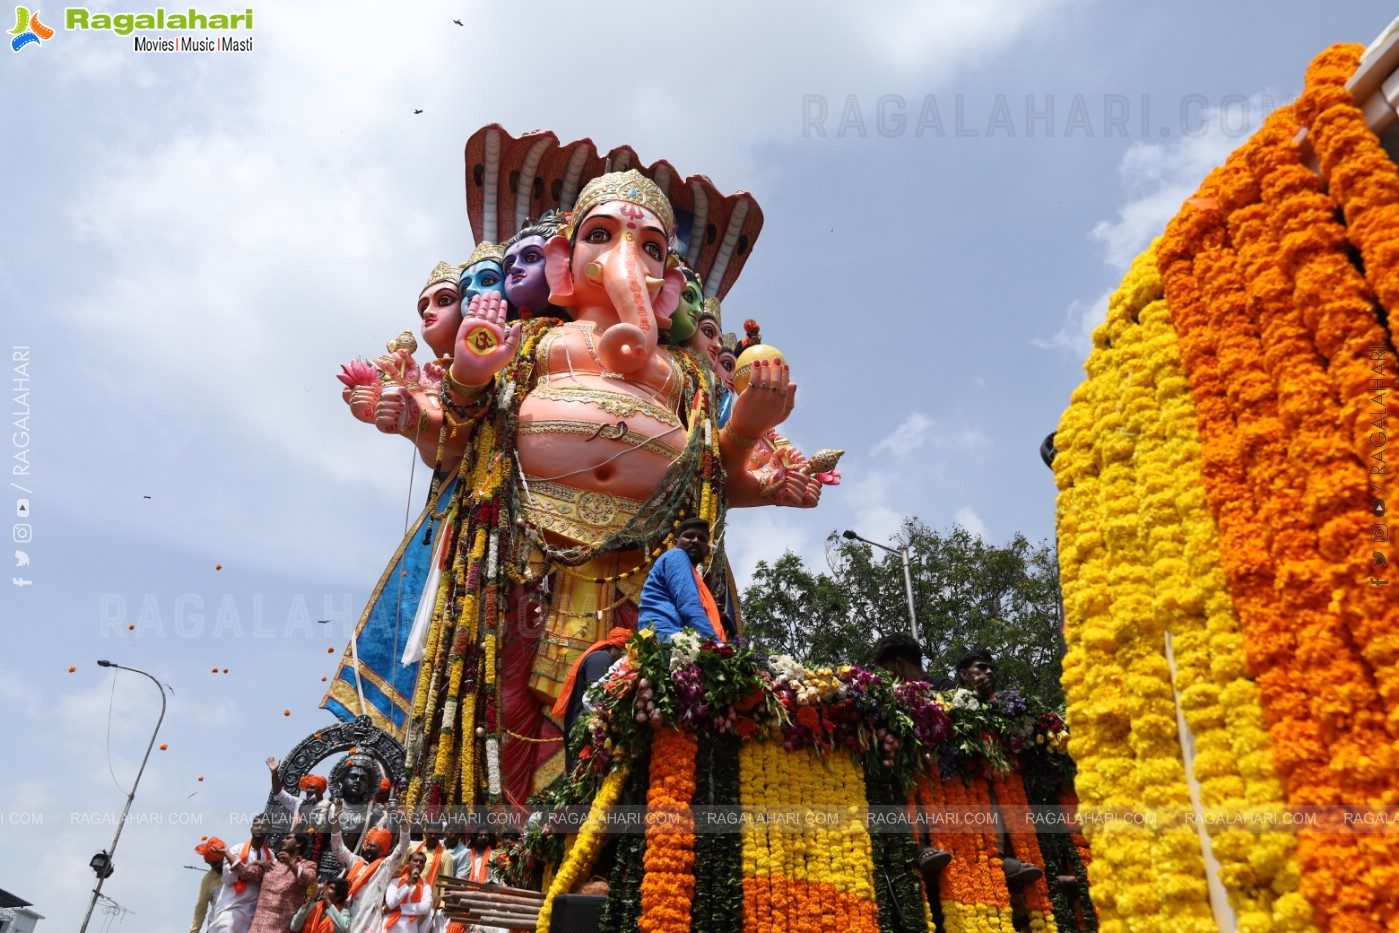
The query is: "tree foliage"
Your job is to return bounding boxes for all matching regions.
[740,519,1066,708]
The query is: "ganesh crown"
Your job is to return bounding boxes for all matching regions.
[463,240,505,269]
[423,260,463,291]
[569,169,675,237]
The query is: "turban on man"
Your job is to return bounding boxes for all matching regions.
[299,775,328,794]
[365,828,394,854]
[194,836,226,857]
[552,627,633,721]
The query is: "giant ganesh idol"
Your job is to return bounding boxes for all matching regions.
[326,127,834,807]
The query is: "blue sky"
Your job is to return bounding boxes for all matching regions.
[3,1,1395,927]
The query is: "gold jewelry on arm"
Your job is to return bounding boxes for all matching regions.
[441,366,490,400]
[723,422,759,449]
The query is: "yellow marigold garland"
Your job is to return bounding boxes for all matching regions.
[1131,249,1310,933]
[737,739,880,933]
[535,763,630,933]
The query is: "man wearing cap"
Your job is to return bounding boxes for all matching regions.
[190,836,227,932]
[637,518,725,642]
[952,648,1044,888]
[954,648,998,703]
[206,814,274,933]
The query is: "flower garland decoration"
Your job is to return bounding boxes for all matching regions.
[535,763,630,933]
[638,726,699,933]
[991,772,1058,933]
[598,748,651,933]
[863,759,930,933]
[690,733,743,933]
[942,775,1015,933]
[1054,38,1399,933]
[1118,241,1309,933]
[504,635,1081,933]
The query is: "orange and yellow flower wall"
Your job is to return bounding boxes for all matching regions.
[1054,44,1396,933]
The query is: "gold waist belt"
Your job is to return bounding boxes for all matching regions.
[520,476,645,547]
[530,384,683,427]
[518,419,683,459]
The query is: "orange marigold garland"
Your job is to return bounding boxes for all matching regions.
[1287,48,1399,737]
[639,727,699,933]
[1131,241,1310,932]
[991,772,1058,933]
[1300,44,1399,335]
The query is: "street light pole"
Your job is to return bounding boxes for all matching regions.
[842,530,918,638]
[80,661,168,933]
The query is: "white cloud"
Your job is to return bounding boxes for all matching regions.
[723,507,825,592]
[868,0,1085,71]
[1031,287,1111,355]
[871,412,988,461]
[872,412,933,458]
[1038,94,1283,358]
[1089,98,1279,269]
[953,507,989,540]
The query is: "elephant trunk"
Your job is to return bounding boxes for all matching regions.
[595,232,660,375]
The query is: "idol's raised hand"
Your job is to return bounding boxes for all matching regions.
[449,292,522,391]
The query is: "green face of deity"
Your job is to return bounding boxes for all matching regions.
[669,272,702,343]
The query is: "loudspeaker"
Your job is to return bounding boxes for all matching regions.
[549,893,605,932]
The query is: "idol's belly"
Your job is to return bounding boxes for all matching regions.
[516,388,686,502]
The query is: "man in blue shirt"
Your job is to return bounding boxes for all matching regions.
[638,518,723,641]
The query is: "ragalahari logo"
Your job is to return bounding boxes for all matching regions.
[10,6,53,51]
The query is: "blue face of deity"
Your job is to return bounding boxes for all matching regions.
[502,235,550,317]
[459,260,505,302]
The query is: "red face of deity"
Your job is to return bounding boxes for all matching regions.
[418,282,463,358]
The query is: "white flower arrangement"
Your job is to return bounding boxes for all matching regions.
[949,688,983,711]
[769,654,806,684]
[486,737,501,795]
[669,629,702,671]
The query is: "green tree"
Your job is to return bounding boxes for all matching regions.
[740,519,1066,707]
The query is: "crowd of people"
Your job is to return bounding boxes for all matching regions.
[188,774,505,933]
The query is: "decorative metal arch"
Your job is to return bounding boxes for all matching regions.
[262,715,406,877]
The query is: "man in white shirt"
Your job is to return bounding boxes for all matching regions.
[328,800,412,933]
[383,851,434,932]
[205,815,274,933]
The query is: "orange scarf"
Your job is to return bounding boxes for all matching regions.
[465,846,493,883]
[551,627,633,720]
[345,855,384,898]
[419,845,445,887]
[383,878,426,929]
[231,840,270,895]
[694,567,724,642]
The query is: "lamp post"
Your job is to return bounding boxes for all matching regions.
[80,661,168,933]
[842,529,918,638]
